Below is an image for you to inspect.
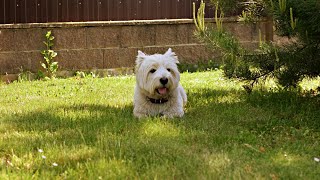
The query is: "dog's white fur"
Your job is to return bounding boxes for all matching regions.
[133,48,187,118]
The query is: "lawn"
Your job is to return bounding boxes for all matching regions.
[0,70,319,179]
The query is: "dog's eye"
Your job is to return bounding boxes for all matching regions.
[149,69,156,73]
[167,68,171,72]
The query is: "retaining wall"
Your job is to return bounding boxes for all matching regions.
[0,18,272,81]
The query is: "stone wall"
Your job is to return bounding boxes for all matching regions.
[0,18,272,80]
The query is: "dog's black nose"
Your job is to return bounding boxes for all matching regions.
[160,77,168,85]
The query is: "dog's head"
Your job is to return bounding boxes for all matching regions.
[135,48,180,98]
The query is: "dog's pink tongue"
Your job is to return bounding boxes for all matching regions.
[158,88,167,95]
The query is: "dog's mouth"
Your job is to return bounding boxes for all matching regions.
[156,87,168,95]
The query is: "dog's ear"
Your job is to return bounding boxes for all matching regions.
[164,48,179,64]
[138,50,146,57]
[136,50,146,70]
[136,50,146,65]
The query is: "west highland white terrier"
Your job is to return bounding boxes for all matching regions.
[133,48,187,118]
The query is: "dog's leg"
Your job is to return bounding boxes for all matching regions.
[133,106,149,118]
[178,85,187,106]
[133,112,148,118]
[162,107,184,118]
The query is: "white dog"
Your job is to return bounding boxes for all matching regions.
[133,48,187,118]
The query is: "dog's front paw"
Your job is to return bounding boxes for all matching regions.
[133,111,148,119]
[162,110,184,118]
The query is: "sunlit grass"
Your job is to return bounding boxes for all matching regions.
[141,120,181,138]
[0,70,320,179]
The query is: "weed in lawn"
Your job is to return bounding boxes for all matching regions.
[40,31,59,79]
[17,67,34,83]
[0,71,319,179]
[178,60,221,73]
[75,71,98,79]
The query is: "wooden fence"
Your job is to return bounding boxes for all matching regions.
[0,0,216,24]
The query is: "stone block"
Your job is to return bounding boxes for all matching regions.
[120,26,155,48]
[140,46,169,55]
[155,25,177,46]
[53,28,86,50]
[258,21,273,41]
[0,30,15,52]
[0,74,19,83]
[55,49,103,70]
[139,45,217,64]
[173,45,198,64]
[14,28,46,51]
[104,48,138,69]
[0,52,33,74]
[173,45,219,64]
[186,24,200,44]
[224,23,255,42]
[24,51,43,73]
[86,26,121,48]
[176,24,191,44]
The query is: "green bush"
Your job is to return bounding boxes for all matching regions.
[194,0,320,90]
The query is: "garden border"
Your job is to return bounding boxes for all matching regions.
[0,18,272,82]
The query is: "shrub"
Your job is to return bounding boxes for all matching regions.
[193,0,320,90]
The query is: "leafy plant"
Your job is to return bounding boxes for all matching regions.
[40,31,59,79]
[238,0,269,23]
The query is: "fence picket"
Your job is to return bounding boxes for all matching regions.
[1,0,214,24]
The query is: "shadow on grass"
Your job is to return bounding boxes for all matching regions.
[3,104,134,145]
[188,88,320,129]
[2,102,220,178]
[180,88,320,178]
[4,88,320,139]
[184,88,320,140]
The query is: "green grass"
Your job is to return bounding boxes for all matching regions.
[0,71,320,179]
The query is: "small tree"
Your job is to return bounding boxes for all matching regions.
[194,0,320,90]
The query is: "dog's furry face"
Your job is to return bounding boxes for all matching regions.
[135,48,180,98]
